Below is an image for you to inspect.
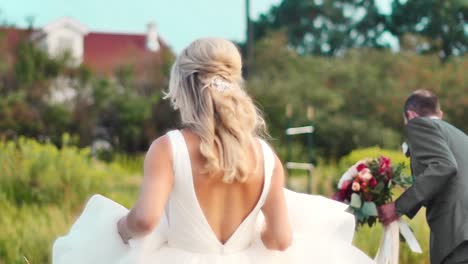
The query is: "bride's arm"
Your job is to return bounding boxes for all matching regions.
[260,154,292,251]
[118,136,174,243]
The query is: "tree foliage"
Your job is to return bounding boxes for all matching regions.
[254,0,467,59]
[389,0,468,60]
[254,0,388,56]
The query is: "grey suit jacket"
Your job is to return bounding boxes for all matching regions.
[395,117,468,264]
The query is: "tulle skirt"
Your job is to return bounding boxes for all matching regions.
[53,189,375,264]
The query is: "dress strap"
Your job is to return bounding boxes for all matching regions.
[166,130,183,169]
[258,139,275,206]
[166,130,192,189]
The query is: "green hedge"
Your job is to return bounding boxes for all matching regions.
[339,146,411,175]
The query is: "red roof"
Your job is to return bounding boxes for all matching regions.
[0,27,166,75]
[83,32,164,75]
[0,27,31,50]
[0,27,34,65]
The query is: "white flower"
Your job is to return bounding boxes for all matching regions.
[337,165,358,189]
[402,142,409,156]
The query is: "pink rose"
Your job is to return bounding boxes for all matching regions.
[359,168,373,181]
[379,156,391,175]
[352,181,361,192]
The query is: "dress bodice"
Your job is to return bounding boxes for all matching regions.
[165,130,275,254]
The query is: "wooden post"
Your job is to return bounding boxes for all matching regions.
[285,104,292,188]
[307,105,314,193]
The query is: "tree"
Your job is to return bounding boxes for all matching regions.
[254,0,388,56]
[253,0,468,60]
[70,48,177,152]
[388,0,468,60]
[0,40,70,141]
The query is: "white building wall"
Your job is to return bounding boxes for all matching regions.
[45,25,84,65]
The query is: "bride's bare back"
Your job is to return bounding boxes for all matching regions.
[121,129,291,251]
[182,129,265,244]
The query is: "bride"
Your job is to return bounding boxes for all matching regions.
[53,38,375,264]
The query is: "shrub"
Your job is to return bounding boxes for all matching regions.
[0,137,139,263]
[338,146,411,175]
[0,135,131,208]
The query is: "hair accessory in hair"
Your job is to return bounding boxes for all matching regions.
[211,77,232,92]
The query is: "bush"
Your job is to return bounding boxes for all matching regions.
[338,146,411,175]
[0,137,139,263]
[0,135,131,208]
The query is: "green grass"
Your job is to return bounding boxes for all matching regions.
[0,137,139,264]
[353,211,430,264]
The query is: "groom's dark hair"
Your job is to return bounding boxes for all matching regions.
[404,89,440,117]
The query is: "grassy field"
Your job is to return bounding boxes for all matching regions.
[0,139,429,263]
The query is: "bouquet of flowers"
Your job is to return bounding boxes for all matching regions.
[334,156,421,264]
[333,156,411,228]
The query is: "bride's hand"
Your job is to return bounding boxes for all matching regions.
[117,216,132,244]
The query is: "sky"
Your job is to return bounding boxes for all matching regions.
[1,0,393,53]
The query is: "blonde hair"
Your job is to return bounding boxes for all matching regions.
[165,38,267,183]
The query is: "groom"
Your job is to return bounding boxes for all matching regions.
[379,90,468,264]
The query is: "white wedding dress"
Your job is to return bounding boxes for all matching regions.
[53,130,375,264]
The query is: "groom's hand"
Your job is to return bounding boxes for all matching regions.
[378,202,399,226]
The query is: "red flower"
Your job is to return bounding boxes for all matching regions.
[361,181,367,187]
[357,163,368,172]
[360,181,368,193]
[379,156,391,175]
[333,180,353,201]
[332,192,342,201]
[369,177,378,188]
[340,180,353,191]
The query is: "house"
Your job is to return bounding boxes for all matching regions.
[0,17,167,75]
